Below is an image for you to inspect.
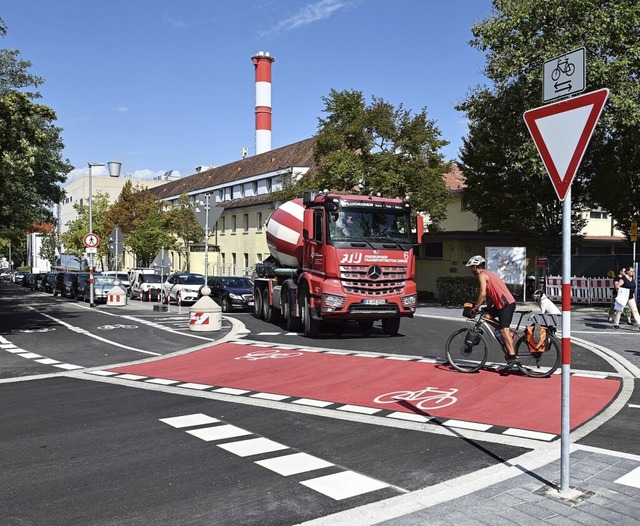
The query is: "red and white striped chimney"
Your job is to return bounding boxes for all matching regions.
[251,51,275,155]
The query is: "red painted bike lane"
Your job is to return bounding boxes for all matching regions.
[108,342,620,436]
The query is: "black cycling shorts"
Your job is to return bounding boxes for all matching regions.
[486,302,516,328]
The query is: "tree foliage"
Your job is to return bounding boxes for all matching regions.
[164,194,204,272]
[0,18,71,242]
[277,89,452,224]
[60,192,110,268]
[457,0,640,252]
[102,180,177,268]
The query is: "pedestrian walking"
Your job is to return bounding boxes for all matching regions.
[612,266,640,330]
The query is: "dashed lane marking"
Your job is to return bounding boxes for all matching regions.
[160,412,398,501]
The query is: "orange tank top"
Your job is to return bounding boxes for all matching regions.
[481,269,515,309]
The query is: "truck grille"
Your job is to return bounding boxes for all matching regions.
[340,265,406,296]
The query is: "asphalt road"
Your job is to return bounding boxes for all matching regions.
[0,282,637,525]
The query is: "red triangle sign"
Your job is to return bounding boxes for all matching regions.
[523,88,608,201]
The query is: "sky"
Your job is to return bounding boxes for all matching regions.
[2,0,495,182]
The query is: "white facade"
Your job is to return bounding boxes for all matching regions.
[59,174,175,235]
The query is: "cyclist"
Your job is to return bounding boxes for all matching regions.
[466,255,519,369]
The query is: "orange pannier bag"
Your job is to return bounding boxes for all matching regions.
[525,323,547,352]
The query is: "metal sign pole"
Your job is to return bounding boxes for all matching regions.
[560,188,572,492]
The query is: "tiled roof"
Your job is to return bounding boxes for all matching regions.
[149,137,317,200]
[443,164,466,191]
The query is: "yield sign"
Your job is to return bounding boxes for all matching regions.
[523,88,609,201]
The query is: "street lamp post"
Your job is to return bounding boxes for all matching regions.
[87,161,121,306]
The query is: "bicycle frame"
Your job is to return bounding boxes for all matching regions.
[466,309,531,351]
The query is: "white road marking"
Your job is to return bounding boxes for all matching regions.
[336,404,381,415]
[256,452,333,476]
[186,424,252,441]
[502,428,556,442]
[160,413,219,428]
[615,466,640,488]
[218,437,289,457]
[301,471,390,500]
[292,398,334,408]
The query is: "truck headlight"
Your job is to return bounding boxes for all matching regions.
[321,293,346,312]
[401,294,417,308]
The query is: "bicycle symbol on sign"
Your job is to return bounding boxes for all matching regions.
[374,387,458,410]
[551,56,575,81]
[96,324,138,330]
[235,349,304,361]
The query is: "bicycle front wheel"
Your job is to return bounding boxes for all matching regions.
[445,328,488,373]
[515,334,561,378]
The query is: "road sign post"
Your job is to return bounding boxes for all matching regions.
[83,233,100,307]
[524,87,608,495]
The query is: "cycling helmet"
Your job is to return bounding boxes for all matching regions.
[465,255,485,267]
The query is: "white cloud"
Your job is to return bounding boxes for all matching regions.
[261,0,353,37]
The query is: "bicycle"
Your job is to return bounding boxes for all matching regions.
[445,306,561,378]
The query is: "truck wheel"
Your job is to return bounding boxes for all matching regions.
[283,295,301,332]
[382,318,400,336]
[254,287,264,319]
[262,289,281,323]
[301,289,320,338]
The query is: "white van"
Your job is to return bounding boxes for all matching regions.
[101,271,131,292]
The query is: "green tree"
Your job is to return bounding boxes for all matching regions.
[457,0,640,252]
[0,19,71,237]
[165,194,204,272]
[60,192,110,268]
[38,231,58,267]
[287,89,451,224]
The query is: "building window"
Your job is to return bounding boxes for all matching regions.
[266,178,272,193]
[424,242,443,260]
[231,215,237,234]
[232,253,237,273]
[461,194,470,211]
[590,208,610,220]
[257,212,263,231]
[219,216,225,235]
[252,181,258,195]
[243,253,249,270]
[256,253,262,263]
[243,214,249,233]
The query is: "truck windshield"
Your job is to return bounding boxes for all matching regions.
[328,208,412,244]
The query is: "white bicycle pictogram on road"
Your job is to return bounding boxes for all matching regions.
[235,349,304,361]
[374,387,458,410]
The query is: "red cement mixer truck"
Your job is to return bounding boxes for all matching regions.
[253,189,424,337]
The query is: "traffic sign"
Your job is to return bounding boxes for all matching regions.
[523,88,609,201]
[83,233,100,248]
[543,48,585,102]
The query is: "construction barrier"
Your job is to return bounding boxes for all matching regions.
[545,276,615,306]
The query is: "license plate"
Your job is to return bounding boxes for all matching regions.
[248,302,254,306]
[362,299,387,305]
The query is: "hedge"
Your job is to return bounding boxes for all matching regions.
[435,276,479,306]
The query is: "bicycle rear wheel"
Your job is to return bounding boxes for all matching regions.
[445,328,488,373]
[515,334,560,378]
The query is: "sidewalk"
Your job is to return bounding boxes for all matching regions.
[375,446,640,525]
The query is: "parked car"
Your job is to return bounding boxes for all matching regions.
[60,272,77,298]
[161,272,205,305]
[0,269,10,281]
[41,272,59,293]
[12,271,26,284]
[102,271,131,292]
[130,272,163,302]
[71,272,95,301]
[90,275,125,304]
[202,276,254,312]
[30,273,45,291]
[52,272,66,296]
[21,273,33,288]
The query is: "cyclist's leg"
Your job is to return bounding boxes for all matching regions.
[495,303,517,359]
